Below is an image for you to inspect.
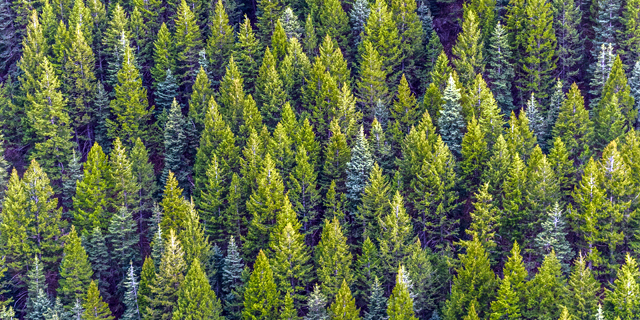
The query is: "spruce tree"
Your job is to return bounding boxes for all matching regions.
[242,250,279,320]
[465,183,499,252]
[322,119,351,193]
[255,50,287,129]
[58,226,94,307]
[589,43,615,108]
[460,116,488,197]
[174,0,203,91]
[160,172,189,237]
[180,200,211,267]
[138,256,155,318]
[108,206,139,274]
[271,21,288,64]
[205,0,234,84]
[222,236,244,320]
[25,256,48,320]
[599,55,636,132]
[280,38,311,111]
[629,60,640,128]
[387,266,417,320]
[161,99,188,189]
[107,42,151,145]
[130,138,157,224]
[82,280,113,320]
[354,237,382,306]
[316,217,353,300]
[151,23,174,89]
[346,126,373,208]
[330,280,361,320]
[310,0,350,53]
[378,192,414,288]
[605,254,640,318]
[390,0,422,86]
[489,275,521,320]
[619,0,640,67]
[173,259,223,320]
[61,149,83,209]
[443,237,497,320]
[591,0,620,55]
[109,137,138,212]
[85,227,111,302]
[18,10,48,101]
[289,145,321,243]
[357,164,390,243]
[102,5,130,87]
[364,277,386,320]
[357,41,389,122]
[271,221,311,309]
[389,75,420,148]
[361,0,401,88]
[437,75,465,156]
[350,0,370,45]
[155,70,179,120]
[280,292,298,320]
[552,83,593,168]
[526,94,547,147]
[534,203,574,271]
[452,6,484,86]
[188,66,213,130]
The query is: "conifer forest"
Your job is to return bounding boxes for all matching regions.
[4,0,640,317]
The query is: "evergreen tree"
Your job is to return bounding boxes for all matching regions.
[108,206,139,274]
[107,42,151,145]
[256,0,283,44]
[619,0,640,66]
[330,280,360,320]
[357,164,390,243]
[94,82,111,149]
[598,55,636,132]
[73,142,110,233]
[19,10,48,101]
[280,292,298,320]
[552,0,582,86]
[122,262,141,320]
[564,254,600,320]
[389,75,420,148]
[629,60,640,128]
[58,226,93,307]
[180,200,211,267]
[289,145,321,242]
[552,83,593,168]
[525,251,566,320]
[591,0,620,55]
[242,250,279,320]
[173,259,223,320]
[390,0,422,86]
[350,0,370,45]
[443,237,497,320]
[378,192,414,288]
[160,172,189,237]
[437,75,465,156]
[364,277,386,320]
[26,56,74,183]
[357,41,389,122]
[305,285,329,320]
[589,43,615,108]
[146,230,187,320]
[234,16,262,94]
[518,0,557,102]
[85,227,111,302]
[255,50,287,129]
[460,116,488,197]
[102,5,130,87]
[316,217,353,300]
[138,256,155,319]
[82,280,114,320]
[489,275,520,320]
[354,238,382,306]
[188,66,213,131]
[161,99,188,188]
[130,138,157,226]
[222,236,244,320]
[280,38,311,111]
[174,0,203,91]
[61,149,83,209]
[271,221,311,309]
[534,203,574,271]
[310,0,350,53]
[361,0,401,88]
[346,126,373,208]
[205,0,234,84]
[155,70,179,120]
[25,256,48,320]
[387,266,417,320]
[151,23,174,89]
[322,119,351,193]
[526,94,547,147]
[109,137,138,212]
[486,22,515,115]
[465,183,499,252]
[452,6,484,86]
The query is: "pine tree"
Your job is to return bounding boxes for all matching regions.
[452,6,484,86]
[26,56,75,184]
[109,137,138,212]
[189,67,213,131]
[58,226,94,307]
[438,75,465,156]
[552,83,593,168]
[547,80,564,134]
[61,149,83,209]
[501,242,527,315]
[486,22,515,115]
[353,238,382,306]
[146,230,187,320]
[310,0,350,54]
[280,7,301,40]
[108,42,151,145]
[280,38,311,111]
[322,119,351,193]
[364,277,386,320]
[138,256,155,318]
[256,0,283,44]
[357,164,390,243]
[122,262,141,320]
[18,10,48,101]
[279,292,298,320]
[465,183,499,252]
[102,5,130,87]
[180,200,211,268]
[242,250,279,320]
[619,0,640,66]
[389,75,420,147]
[534,203,574,271]
[599,55,636,132]
[151,23,174,89]
[316,217,353,300]
[174,0,203,91]
[387,266,417,320]
[82,280,113,320]
[564,254,600,320]
[525,251,566,320]
[172,259,223,320]
[222,236,244,320]
[94,82,110,149]
[255,51,287,129]
[73,142,110,233]
[552,0,582,86]
[205,0,234,84]
[350,0,370,45]
[305,285,329,320]
[234,16,262,94]
[443,237,497,320]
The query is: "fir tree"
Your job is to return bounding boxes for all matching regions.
[255,51,287,129]
[206,0,234,84]
[310,0,350,53]
[271,221,311,309]
[361,0,401,88]
[564,254,600,320]
[591,0,620,54]
[73,142,110,233]
[108,207,139,274]
[109,137,138,212]
[242,250,279,320]
[390,0,422,86]
[552,0,582,86]
[155,70,179,120]
[357,164,390,243]
[465,183,499,252]
[443,237,497,320]
[222,236,244,320]
[354,238,382,306]
[160,172,189,237]
[303,15,318,57]
[599,55,636,132]
[102,5,130,87]
[173,0,203,91]
[161,99,188,189]
[364,277,386,320]
[387,266,417,320]
[525,251,566,320]
[280,38,311,111]
[378,192,414,288]
[82,280,114,320]
[173,259,223,320]
[486,22,514,115]
[452,6,484,86]
[180,200,211,267]
[107,42,152,145]
[289,145,321,243]
[552,83,593,168]
[330,280,361,320]
[85,227,111,302]
[58,226,93,307]
[460,116,488,197]
[256,0,283,44]
[389,75,420,148]
[350,0,370,45]
[130,138,157,226]
[138,256,155,319]
[489,275,520,320]
[26,56,74,184]
[534,203,574,271]
[589,43,615,108]
[25,256,48,320]
[437,75,465,156]
[316,217,353,300]
[234,16,262,94]
[346,126,373,207]
[94,82,111,149]
[61,149,83,209]
[146,230,187,320]
[629,60,640,128]
[357,41,389,122]
[322,119,351,193]
[19,10,48,101]
[271,21,288,64]
[526,94,547,147]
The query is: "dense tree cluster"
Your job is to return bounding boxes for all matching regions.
[2,0,640,318]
